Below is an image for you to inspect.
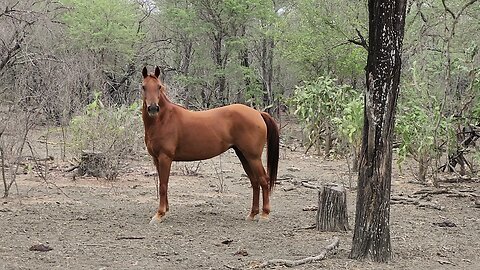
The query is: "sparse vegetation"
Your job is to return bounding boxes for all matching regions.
[69,91,143,179]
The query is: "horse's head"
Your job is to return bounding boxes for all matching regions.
[142,66,164,117]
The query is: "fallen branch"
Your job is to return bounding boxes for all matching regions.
[301,182,319,189]
[283,186,296,192]
[412,188,477,199]
[446,191,478,198]
[293,224,317,231]
[440,176,479,183]
[64,165,79,172]
[391,196,443,210]
[255,237,339,268]
[413,188,451,195]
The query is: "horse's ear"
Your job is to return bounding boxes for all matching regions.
[142,67,148,78]
[154,66,161,78]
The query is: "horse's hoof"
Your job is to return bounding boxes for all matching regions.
[245,214,257,221]
[259,213,270,222]
[149,213,166,225]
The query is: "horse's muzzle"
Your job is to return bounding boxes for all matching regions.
[147,104,160,115]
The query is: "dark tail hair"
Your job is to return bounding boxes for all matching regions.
[261,112,279,191]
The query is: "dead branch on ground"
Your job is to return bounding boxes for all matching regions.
[255,237,339,268]
[391,195,444,210]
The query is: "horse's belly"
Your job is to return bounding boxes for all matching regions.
[173,131,231,161]
[173,145,229,161]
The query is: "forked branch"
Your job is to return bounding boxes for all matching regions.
[255,237,339,268]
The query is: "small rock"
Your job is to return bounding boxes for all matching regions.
[234,249,248,256]
[144,171,157,177]
[221,239,234,245]
[29,244,53,252]
[433,220,456,227]
[302,205,318,211]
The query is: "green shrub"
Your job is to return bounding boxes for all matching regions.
[69,91,143,179]
[396,83,455,182]
[333,94,363,169]
[290,75,360,156]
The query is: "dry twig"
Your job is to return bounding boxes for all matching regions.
[255,237,339,268]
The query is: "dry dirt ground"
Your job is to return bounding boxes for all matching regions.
[1,128,479,270]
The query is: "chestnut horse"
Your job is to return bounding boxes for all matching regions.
[141,66,279,224]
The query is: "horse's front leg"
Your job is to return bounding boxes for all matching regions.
[150,155,172,224]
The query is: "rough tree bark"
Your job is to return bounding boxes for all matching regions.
[316,185,350,232]
[349,0,407,262]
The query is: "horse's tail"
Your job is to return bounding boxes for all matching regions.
[261,112,279,191]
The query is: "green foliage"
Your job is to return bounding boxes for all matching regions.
[158,0,278,106]
[69,91,143,166]
[241,66,264,106]
[396,103,446,162]
[277,0,367,81]
[290,75,359,153]
[60,0,142,59]
[395,63,456,180]
[333,95,363,151]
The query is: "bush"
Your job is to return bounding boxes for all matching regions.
[395,78,455,182]
[333,94,363,170]
[290,75,360,156]
[69,91,143,179]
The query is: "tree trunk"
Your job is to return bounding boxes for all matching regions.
[352,146,359,172]
[239,24,250,104]
[418,159,427,182]
[324,126,333,157]
[212,32,228,106]
[261,37,275,112]
[349,0,407,263]
[179,40,193,108]
[316,185,350,232]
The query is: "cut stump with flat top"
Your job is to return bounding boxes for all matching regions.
[316,185,350,231]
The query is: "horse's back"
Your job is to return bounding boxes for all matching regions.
[175,104,267,160]
[205,104,266,134]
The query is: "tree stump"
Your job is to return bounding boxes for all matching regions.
[77,151,110,178]
[316,185,350,231]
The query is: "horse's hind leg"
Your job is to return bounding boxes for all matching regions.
[233,147,260,221]
[248,158,271,220]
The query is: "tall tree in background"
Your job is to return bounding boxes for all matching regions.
[349,0,407,262]
[61,0,144,104]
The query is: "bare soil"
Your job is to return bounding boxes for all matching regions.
[1,129,479,270]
